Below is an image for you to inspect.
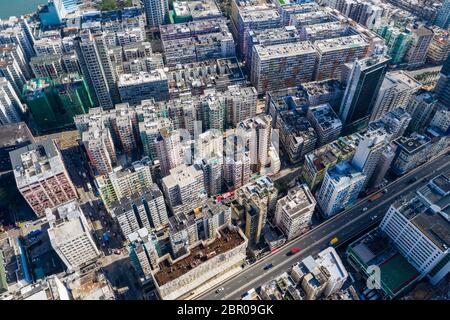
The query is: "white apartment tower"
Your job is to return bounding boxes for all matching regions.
[275,184,317,240]
[143,0,169,28]
[162,164,207,215]
[155,128,184,177]
[46,200,101,272]
[0,77,22,124]
[82,122,117,176]
[351,128,389,188]
[74,30,119,109]
[370,71,421,121]
[316,161,366,218]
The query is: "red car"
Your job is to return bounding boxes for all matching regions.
[287,247,301,256]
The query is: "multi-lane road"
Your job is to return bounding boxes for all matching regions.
[196,151,450,300]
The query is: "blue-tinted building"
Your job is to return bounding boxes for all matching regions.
[38,0,66,27]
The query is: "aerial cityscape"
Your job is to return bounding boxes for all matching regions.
[0,0,449,303]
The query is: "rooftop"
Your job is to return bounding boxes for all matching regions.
[348,229,419,297]
[277,184,316,218]
[314,35,368,53]
[394,174,450,250]
[162,164,203,190]
[327,160,365,184]
[308,103,342,131]
[118,69,167,85]
[255,41,315,59]
[380,71,422,92]
[154,227,245,286]
[0,122,34,148]
[278,110,317,142]
[9,140,64,189]
[394,133,431,154]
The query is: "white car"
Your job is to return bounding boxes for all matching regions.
[216,287,224,294]
[362,207,368,212]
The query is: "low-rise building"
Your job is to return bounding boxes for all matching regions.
[152,225,247,300]
[307,103,342,146]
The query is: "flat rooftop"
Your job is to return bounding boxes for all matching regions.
[9,140,64,188]
[0,122,34,148]
[162,164,203,189]
[240,9,281,22]
[348,229,420,297]
[118,69,167,85]
[308,104,342,131]
[394,134,431,154]
[314,35,368,53]
[381,71,421,92]
[154,227,245,286]
[255,41,315,59]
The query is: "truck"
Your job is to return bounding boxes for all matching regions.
[330,237,339,246]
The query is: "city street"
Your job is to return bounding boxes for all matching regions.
[196,151,450,300]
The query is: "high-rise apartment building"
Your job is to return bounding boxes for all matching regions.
[82,122,117,176]
[235,175,278,244]
[161,164,207,215]
[371,71,421,121]
[406,90,437,134]
[235,8,282,57]
[316,160,366,218]
[391,134,432,175]
[46,200,101,272]
[276,110,317,164]
[0,77,22,125]
[435,0,450,30]
[404,26,433,68]
[246,25,300,70]
[274,184,316,240]
[223,152,251,190]
[97,158,154,208]
[314,35,369,81]
[0,43,31,80]
[237,114,273,172]
[352,128,389,188]
[128,228,161,284]
[155,128,184,177]
[224,85,258,127]
[302,135,358,191]
[251,41,316,94]
[118,69,169,105]
[143,0,169,28]
[9,140,78,217]
[112,184,168,238]
[435,55,450,108]
[74,30,119,109]
[29,54,63,80]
